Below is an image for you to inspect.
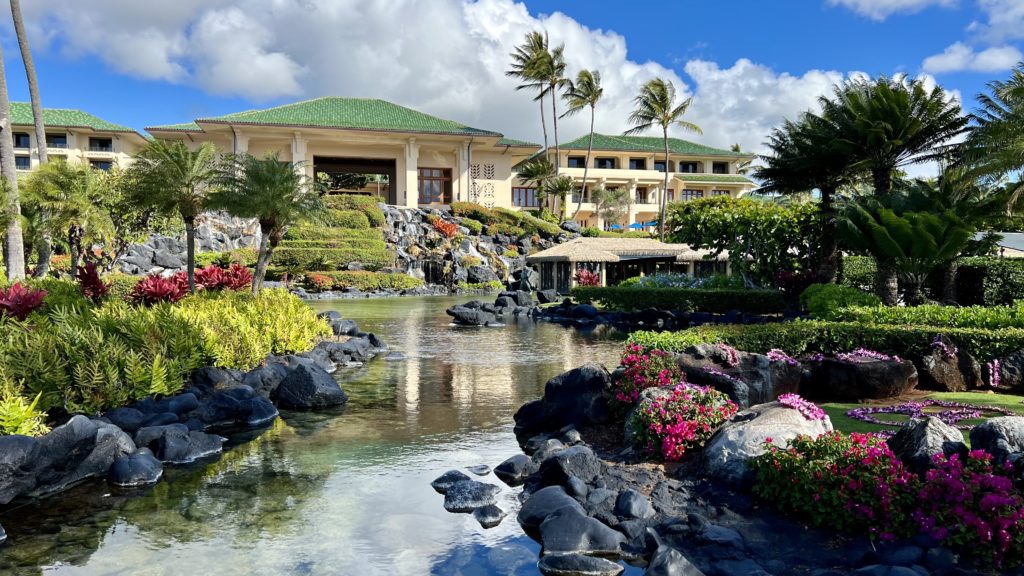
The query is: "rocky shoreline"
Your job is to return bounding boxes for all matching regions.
[0,311,387,545]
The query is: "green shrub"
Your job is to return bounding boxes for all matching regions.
[461,218,483,235]
[840,255,876,292]
[106,274,141,302]
[831,302,1024,330]
[457,280,503,292]
[627,320,1024,363]
[598,230,654,239]
[503,248,520,258]
[571,286,787,314]
[301,271,424,292]
[451,201,497,224]
[956,257,1024,306]
[0,380,48,436]
[461,256,482,267]
[800,283,881,319]
[485,222,526,237]
[195,252,225,267]
[284,226,384,242]
[278,238,385,250]
[23,277,90,312]
[322,195,386,227]
[224,248,259,267]
[494,207,562,238]
[581,227,601,237]
[271,246,391,271]
[322,209,371,229]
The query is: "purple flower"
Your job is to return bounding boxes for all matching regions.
[778,393,827,421]
[767,348,800,366]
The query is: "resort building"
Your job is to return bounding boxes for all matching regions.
[514,134,757,229]
[527,237,729,293]
[146,97,541,209]
[9,102,148,172]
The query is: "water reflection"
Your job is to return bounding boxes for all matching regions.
[0,296,630,575]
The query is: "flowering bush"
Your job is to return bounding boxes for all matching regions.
[718,343,740,367]
[777,393,826,421]
[615,343,685,405]
[0,283,47,320]
[629,383,737,461]
[766,348,800,366]
[987,359,1002,388]
[433,218,458,239]
[831,348,901,363]
[302,272,333,292]
[76,262,109,303]
[129,275,186,306]
[574,268,600,287]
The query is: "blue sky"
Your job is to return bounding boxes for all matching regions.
[2,0,1021,157]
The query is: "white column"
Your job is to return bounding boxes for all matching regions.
[627,179,638,226]
[291,131,307,176]
[404,139,419,208]
[457,144,470,202]
[233,130,249,155]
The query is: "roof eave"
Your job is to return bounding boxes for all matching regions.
[192,119,503,139]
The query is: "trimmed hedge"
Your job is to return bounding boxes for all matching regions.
[841,255,1024,306]
[278,238,385,250]
[322,209,371,229]
[571,286,787,314]
[301,271,423,292]
[800,283,881,319]
[831,302,1024,330]
[493,207,562,238]
[598,230,654,239]
[284,226,383,242]
[627,320,1024,363]
[451,201,496,223]
[486,222,526,237]
[271,246,390,271]
[322,195,386,227]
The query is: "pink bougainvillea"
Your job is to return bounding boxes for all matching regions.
[629,383,737,461]
[615,343,685,405]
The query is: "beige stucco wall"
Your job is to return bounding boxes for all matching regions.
[12,125,144,174]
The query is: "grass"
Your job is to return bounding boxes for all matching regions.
[823,391,1024,445]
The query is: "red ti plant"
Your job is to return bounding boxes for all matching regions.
[129,274,186,306]
[433,218,458,239]
[220,264,253,291]
[194,265,226,290]
[0,283,47,320]
[574,268,601,287]
[76,262,110,303]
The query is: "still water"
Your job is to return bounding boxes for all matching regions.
[0,296,631,576]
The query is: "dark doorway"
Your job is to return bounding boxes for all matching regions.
[314,157,397,204]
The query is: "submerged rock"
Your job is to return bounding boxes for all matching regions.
[134,424,224,464]
[494,454,537,486]
[466,464,491,476]
[431,470,471,494]
[272,364,348,409]
[107,449,164,487]
[518,485,586,529]
[443,480,501,513]
[473,504,507,528]
[537,554,624,576]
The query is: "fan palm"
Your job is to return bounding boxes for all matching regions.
[211,153,322,292]
[625,78,702,241]
[507,31,552,151]
[963,63,1024,211]
[562,70,603,220]
[22,160,113,274]
[516,158,557,210]
[126,140,219,292]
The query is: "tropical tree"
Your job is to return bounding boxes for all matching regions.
[963,63,1024,210]
[507,31,552,151]
[516,158,556,211]
[126,140,219,293]
[590,187,632,229]
[211,153,321,292]
[562,69,603,220]
[839,200,974,304]
[546,175,575,222]
[0,41,24,279]
[730,144,760,175]
[10,0,51,276]
[625,78,702,241]
[22,160,113,273]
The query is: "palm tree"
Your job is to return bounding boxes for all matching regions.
[22,160,112,274]
[0,41,25,279]
[507,31,551,151]
[624,78,702,241]
[546,175,575,222]
[540,43,568,176]
[757,113,861,283]
[562,70,603,220]
[964,63,1024,211]
[730,144,761,175]
[10,0,51,277]
[516,158,557,211]
[211,153,321,292]
[127,140,219,292]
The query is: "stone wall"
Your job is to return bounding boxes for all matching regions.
[117,212,260,275]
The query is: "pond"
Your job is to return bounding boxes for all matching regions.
[0,296,633,576]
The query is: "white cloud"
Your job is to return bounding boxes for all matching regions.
[827,0,955,20]
[922,41,1023,73]
[971,0,1024,42]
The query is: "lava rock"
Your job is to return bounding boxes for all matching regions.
[886,417,966,473]
[466,464,491,476]
[494,454,537,486]
[614,489,655,520]
[0,522,5,544]
[806,358,918,401]
[240,396,279,427]
[916,335,982,392]
[538,506,627,554]
[675,344,803,408]
[513,364,613,438]
[447,305,499,326]
[537,289,560,304]
[191,366,243,390]
[538,554,624,576]
[443,480,501,513]
[646,543,705,576]
[0,435,41,505]
[272,364,348,409]
[242,363,290,398]
[702,401,833,485]
[569,304,600,319]
[134,425,224,464]
[104,407,147,434]
[539,445,603,487]
[970,416,1024,464]
[431,470,472,494]
[518,485,586,529]
[473,504,507,528]
[107,449,164,486]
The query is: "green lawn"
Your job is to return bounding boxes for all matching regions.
[823,391,1024,444]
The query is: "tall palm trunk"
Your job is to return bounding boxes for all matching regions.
[872,168,898,302]
[659,127,670,242]
[252,225,275,294]
[183,215,196,293]
[68,224,83,274]
[551,82,560,177]
[818,187,839,283]
[572,107,595,221]
[538,94,548,151]
[0,41,25,279]
[941,259,958,304]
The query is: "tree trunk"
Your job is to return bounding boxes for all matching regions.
[184,215,196,293]
[68,225,84,275]
[33,233,51,277]
[252,226,272,294]
[875,259,899,305]
[551,80,560,177]
[872,168,892,198]
[660,127,670,242]
[0,40,25,279]
[941,259,958,304]
[538,93,548,152]
[572,107,595,221]
[818,186,839,283]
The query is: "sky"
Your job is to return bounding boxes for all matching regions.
[0,0,1021,166]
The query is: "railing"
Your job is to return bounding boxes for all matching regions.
[88,146,113,152]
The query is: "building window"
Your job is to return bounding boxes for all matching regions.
[629,158,646,170]
[513,187,540,208]
[710,189,730,197]
[666,189,675,202]
[12,132,29,149]
[567,156,586,168]
[681,189,704,201]
[712,161,729,174]
[655,160,672,172]
[46,133,67,149]
[14,156,30,170]
[417,167,451,205]
[89,159,113,171]
[635,187,650,204]
[678,161,700,173]
[89,137,113,152]
[594,157,616,169]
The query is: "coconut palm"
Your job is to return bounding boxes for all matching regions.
[0,45,24,279]
[539,43,568,175]
[561,70,603,220]
[624,78,702,241]
[507,31,552,151]
[211,153,321,292]
[22,160,112,274]
[963,63,1024,211]
[126,140,219,293]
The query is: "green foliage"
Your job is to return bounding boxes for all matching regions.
[301,271,424,292]
[22,277,90,312]
[598,230,654,239]
[0,379,48,436]
[957,257,1024,306]
[322,209,371,229]
[322,194,386,227]
[271,246,390,271]
[831,302,1024,330]
[461,218,483,234]
[800,283,881,319]
[457,280,503,292]
[284,226,384,242]
[493,207,562,238]
[451,202,497,223]
[571,286,786,314]
[581,226,601,237]
[628,320,1024,363]
[195,252,225,267]
[840,255,876,292]
[485,222,526,237]
[503,248,520,258]
[461,256,483,267]
[667,196,820,286]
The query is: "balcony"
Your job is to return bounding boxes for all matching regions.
[88,145,114,153]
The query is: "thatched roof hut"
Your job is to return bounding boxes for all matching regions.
[526,237,724,264]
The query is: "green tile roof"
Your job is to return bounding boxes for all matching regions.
[559,133,749,157]
[675,173,754,184]
[147,121,202,132]
[498,137,541,148]
[10,102,135,133]
[149,97,504,137]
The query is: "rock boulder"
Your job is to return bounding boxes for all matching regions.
[886,417,966,473]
